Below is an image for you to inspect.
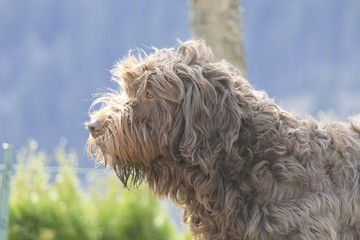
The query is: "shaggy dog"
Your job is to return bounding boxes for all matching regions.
[86,40,360,240]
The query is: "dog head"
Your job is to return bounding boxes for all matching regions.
[86,40,248,187]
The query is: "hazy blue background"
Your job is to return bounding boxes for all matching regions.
[1,0,359,167]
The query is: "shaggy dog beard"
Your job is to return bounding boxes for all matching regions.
[87,89,184,189]
[87,98,156,188]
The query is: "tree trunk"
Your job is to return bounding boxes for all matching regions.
[190,0,247,77]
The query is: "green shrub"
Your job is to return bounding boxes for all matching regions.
[8,140,187,240]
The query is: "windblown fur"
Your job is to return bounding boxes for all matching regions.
[87,40,360,240]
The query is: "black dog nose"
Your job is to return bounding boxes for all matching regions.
[86,120,102,137]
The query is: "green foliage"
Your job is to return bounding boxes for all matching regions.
[8,140,187,240]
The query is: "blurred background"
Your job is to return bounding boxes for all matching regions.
[1,0,359,161]
[1,0,360,239]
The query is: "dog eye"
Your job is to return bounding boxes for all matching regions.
[146,91,154,99]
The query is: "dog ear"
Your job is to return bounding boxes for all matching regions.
[178,62,243,174]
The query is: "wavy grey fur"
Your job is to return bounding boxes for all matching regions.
[87,40,360,240]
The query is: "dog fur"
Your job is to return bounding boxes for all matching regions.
[87,40,360,240]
